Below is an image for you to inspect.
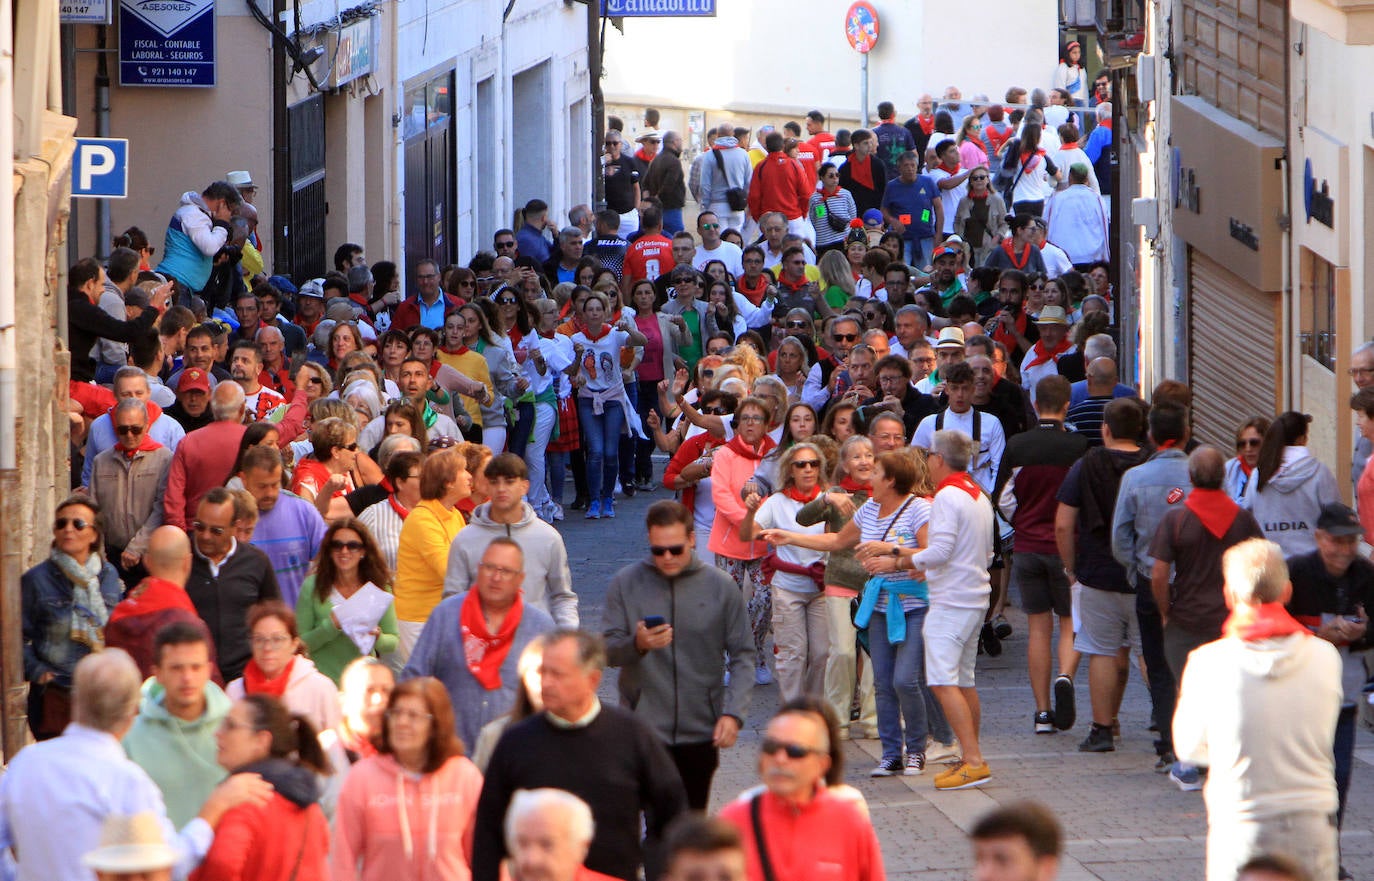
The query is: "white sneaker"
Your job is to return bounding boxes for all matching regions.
[925,738,961,763]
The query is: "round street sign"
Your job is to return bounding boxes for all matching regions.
[845,2,880,54]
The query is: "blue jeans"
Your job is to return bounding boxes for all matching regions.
[904,237,935,269]
[577,396,624,503]
[868,605,952,761]
[662,208,685,235]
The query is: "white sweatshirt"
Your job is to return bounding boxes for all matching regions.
[909,483,995,611]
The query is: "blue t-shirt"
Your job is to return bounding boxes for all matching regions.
[882,176,941,240]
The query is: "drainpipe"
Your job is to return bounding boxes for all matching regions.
[95,26,111,259]
[388,0,402,268]
[0,0,22,761]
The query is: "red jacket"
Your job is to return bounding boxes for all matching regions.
[105,577,222,683]
[719,790,885,881]
[392,292,464,331]
[192,789,329,881]
[748,152,813,221]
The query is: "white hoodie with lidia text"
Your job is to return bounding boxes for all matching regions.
[1243,445,1341,558]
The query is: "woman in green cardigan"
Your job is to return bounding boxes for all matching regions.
[296,517,400,684]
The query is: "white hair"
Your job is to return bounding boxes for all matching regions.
[1083,333,1117,361]
[210,382,246,421]
[504,789,595,851]
[1222,538,1289,605]
[931,429,977,472]
[1095,102,1112,121]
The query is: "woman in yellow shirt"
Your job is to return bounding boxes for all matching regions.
[393,446,471,661]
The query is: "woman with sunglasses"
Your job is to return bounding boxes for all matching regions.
[444,266,478,303]
[953,168,1008,266]
[226,601,342,735]
[662,390,739,541]
[740,442,831,701]
[296,518,400,685]
[291,416,361,518]
[1223,417,1270,504]
[956,116,989,170]
[809,163,859,256]
[332,678,483,881]
[197,694,331,881]
[709,396,779,685]
[22,495,123,739]
[762,449,955,777]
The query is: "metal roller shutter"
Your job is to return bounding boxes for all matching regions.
[1187,249,1281,448]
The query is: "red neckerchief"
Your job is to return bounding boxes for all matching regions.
[1237,458,1254,477]
[970,190,990,200]
[778,273,810,293]
[1018,149,1045,171]
[1223,602,1310,641]
[917,114,935,135]
[242,656,295,698]
[937,471,982,501]
[427,359,442,379]
[991,311,1028,352]
[821,184,840,197]
[839,476,871,494]
[737,274,769,306]
[635,148,654,163]
[725,433,777,461]
[108,577,195,623]
[939,161,961,175]
[441,344,470,357]
[1025,336,1073,369]
[1000,239,1035,270]
[1184,487,1241,539]
[785,485,822,503]
[1158,439,1180,450]
[460,589,524,689]
[387,493,411,521]
[121,434,163,459]
[581,324,613,343]
[509,328,524,347]
[1061,140,1079,150]
[337,725,379,762]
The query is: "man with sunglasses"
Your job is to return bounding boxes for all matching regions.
[185,488,281,681]
[801,316,863,411]
[718,700,884,881]
[692,211,744,278]
[603,130,642,238]
[88,398,173,581]
[603,500,755,811]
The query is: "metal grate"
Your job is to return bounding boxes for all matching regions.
[289,175,327,283]
[284,95,327,284]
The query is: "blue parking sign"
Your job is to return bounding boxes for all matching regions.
[72,138,129,199]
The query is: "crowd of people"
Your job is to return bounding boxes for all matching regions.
[5,82,1363,881]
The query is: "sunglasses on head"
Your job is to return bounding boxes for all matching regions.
[54,517,91,531]
[650,544,687,556]
[760,738,822,759]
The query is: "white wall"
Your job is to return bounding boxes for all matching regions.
[602,0,1058,119]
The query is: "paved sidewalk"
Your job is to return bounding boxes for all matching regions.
[560,485,1374,880]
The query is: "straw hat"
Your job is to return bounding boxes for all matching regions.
[83,812,178,873]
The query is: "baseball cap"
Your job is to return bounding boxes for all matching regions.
[177,368,211,395]
[862,209,884,226]
[297,278,326,300]
[1317,502,1363,537]
[931,244,960,261]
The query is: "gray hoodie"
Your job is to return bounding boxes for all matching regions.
[602,553,755,745]
[1243,446,1341,558]
[443,501,578,627]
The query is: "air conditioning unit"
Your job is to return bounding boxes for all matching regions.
[1136,55,1156,103]
[1132,197,1159,238]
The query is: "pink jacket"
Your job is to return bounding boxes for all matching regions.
[331,753,484,881]
[708,444,769,561]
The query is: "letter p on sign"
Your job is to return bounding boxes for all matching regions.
[72,138,129,199]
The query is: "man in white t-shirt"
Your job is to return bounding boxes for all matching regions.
[692,211,744,277]
[912,361,1005,493]
[1019,306,1076,405]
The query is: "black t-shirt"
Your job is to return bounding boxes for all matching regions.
[604,154,640,213]
[584,236,630,281]
[1287,550,1374,650]
[1057,449,1140,592]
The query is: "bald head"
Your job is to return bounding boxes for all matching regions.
[1187,445,1227,490]
[1086,357,1118,392]
[145,526,193,586]
[210,381,245,422]
[257,325,284,344]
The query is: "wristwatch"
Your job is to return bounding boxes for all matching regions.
[890,547,900,557]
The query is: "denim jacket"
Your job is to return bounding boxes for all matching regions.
[1110,449,1191,583]
[21,559,123,686]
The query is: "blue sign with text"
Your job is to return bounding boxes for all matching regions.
[72,139,129,199]
[119,0,216,87]
[601,0,716,15]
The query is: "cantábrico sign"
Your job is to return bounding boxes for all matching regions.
[600,0,717,16]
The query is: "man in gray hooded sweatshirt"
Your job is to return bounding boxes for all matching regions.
[444,453,578,627]
[603,500,755,810]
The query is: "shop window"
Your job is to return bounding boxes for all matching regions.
[1299,251,1336,370]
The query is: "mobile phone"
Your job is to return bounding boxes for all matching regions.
[643,615,667,629]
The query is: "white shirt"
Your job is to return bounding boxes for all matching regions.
[1039,242,1074,278]
[911,407,1006,494]
[1045,186,1109,265]
[760,242,816,271]
[693,242,744,277]
[1020,344,1077,404]
[910,483,996,610]
[927,167,967,235]
[753,493,826,593]
[358,496,406,573]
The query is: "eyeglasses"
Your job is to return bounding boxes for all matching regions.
[249,634,291,648]
[340,442,359,452]
[219,717,262,733]
[496,298,519,306]
[417,273,439,280]
[54,517,91,531]
[1237,438,1262,449]
[833,333,858,342]
[331,540,365,552]
[192,521,228,536]
[459,279,477,287]
[650,544,687,556]
[115,424,145,436]
[702,407,728,415]
[970,175,989,181]
[701,223,720,230]
[479,562,521,579]
[760,738,823,759]
[386,708,433,723]
[786,320,810,329]
[1350,367,1374,376]
[495,241,517,250]
[791,459,821,470]
[738,414,766,424]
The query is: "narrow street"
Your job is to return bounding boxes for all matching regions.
[562,481,1374,880]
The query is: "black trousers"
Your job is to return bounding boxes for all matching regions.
[1135,577,1176,756]
[668,741,720,811]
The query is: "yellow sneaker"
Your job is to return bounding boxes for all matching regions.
[934,762,991,790]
